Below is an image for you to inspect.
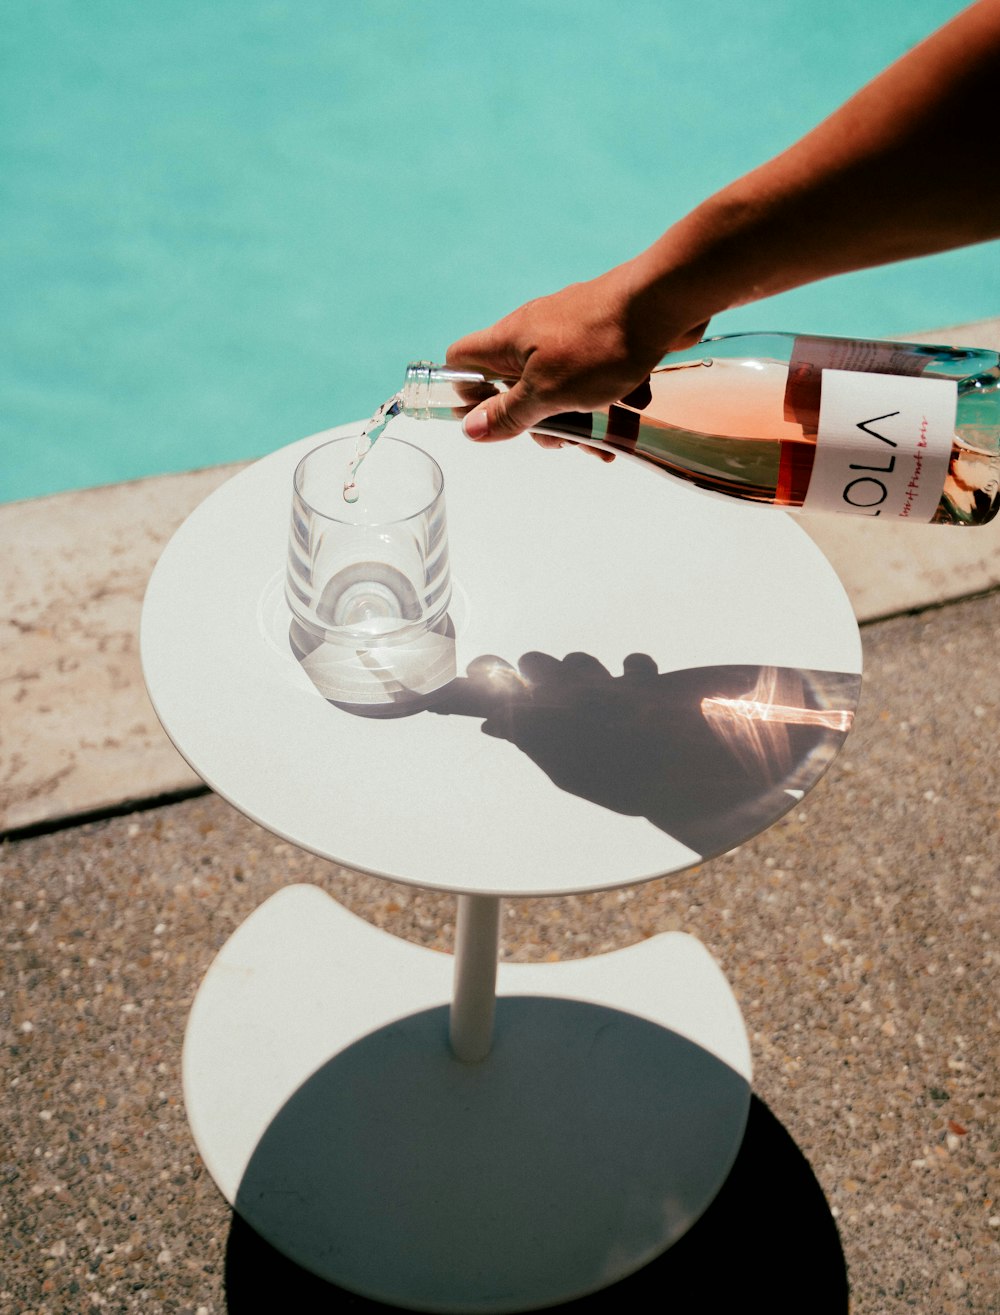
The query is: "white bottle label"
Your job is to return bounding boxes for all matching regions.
[803,369,956,521]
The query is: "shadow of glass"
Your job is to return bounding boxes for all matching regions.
[226,997,752,1312]
[429,655,859,858]
[289,615,457,716]
[224,1088,848,1314]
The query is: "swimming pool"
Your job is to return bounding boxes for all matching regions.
[3,0,995,503]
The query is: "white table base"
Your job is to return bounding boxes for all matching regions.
[183,885,752,1312]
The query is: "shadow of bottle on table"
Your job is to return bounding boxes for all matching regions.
[289,605,860,858]
[223,1092,849,1314]
[428,653,859,859]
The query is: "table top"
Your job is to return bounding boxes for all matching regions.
[141,416,862,897]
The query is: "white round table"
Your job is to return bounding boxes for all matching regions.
[142,416,862,1312]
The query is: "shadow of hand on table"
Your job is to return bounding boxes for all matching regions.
[292,613,859,859]
[430,653,858,859]
[223,1092,849,1313]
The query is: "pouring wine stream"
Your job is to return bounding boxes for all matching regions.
[343,394,404,503]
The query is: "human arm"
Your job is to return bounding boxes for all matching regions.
[448,0,1000,442]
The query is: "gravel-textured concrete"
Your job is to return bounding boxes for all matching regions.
[2,589,998,1313]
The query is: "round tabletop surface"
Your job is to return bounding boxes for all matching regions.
[141,416,862,897]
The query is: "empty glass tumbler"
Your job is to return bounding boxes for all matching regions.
[285,435,452,663]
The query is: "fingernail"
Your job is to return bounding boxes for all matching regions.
[463,409,489,440]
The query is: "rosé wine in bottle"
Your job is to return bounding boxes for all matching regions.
[400,333,1000,526]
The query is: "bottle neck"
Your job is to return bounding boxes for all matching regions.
[400,353,718,422]
[402,362,503,420]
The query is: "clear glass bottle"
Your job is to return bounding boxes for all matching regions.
[400,333,1000,526]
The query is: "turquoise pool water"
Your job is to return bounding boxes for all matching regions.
[3,0,995,503]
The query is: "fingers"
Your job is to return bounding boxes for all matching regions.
[462,395,615,459]
[517,651,564,683]
[446,326,523,378]
[462,404,503,441]
[562,652,612,679]
[462,379,546,442]
[517,651,612,684]
[622,653,659,679]
[528,435,615,463]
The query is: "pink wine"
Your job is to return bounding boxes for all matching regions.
[401,333,1000,526]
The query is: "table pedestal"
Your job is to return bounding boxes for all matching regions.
[183,885,752,1312]
[145,426,861,1309]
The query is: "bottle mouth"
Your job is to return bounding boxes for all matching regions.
[403,361,436,419]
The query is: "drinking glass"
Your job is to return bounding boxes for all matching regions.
[285,435,453,705]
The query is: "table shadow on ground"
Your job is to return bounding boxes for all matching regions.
[225,998,750,1311]
[224,1090,848,1314]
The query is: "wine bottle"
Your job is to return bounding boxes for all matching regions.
[400,333,1000,526]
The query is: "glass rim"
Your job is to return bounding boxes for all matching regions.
[292,434,445,526]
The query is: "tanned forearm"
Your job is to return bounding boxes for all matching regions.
[633,0,1000,335]
[450,0,1000,439]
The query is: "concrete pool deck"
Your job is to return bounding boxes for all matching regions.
[2,320,999,1313]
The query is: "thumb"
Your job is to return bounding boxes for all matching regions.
[462,380,540,441]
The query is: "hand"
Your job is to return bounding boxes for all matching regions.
[446,262,709,444]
